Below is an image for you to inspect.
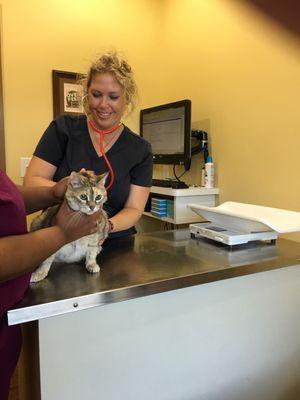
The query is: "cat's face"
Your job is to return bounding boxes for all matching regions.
[65,172,108,215]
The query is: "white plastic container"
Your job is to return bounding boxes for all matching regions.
[204,156,214,188]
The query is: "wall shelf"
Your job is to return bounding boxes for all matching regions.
[144,186,219,225]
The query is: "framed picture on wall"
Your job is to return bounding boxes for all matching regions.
[52,70,85,118]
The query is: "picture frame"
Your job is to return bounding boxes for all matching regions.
[52,70,85,118]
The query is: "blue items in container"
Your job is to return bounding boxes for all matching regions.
[151,198,167,217]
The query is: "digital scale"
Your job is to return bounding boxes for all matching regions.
[188,201,300,246]
[186,236,278,265]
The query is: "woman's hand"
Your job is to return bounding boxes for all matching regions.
[51,169,97,202]
[51,177,69,201]
[54,201,102,243]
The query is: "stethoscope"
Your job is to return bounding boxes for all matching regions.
[88,119,121,191]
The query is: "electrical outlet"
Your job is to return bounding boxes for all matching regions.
[20,157,31,178]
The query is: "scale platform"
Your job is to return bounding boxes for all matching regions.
[188,201,300,246]
[189,222,278,246]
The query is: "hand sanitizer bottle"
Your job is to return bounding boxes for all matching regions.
[204,155,214,188]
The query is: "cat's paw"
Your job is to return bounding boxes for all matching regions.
[30,271,48,283]
[86,263,100,274]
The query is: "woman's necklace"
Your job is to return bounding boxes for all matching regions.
[102,131,118,151]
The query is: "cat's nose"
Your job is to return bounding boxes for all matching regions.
[89,204,95,211]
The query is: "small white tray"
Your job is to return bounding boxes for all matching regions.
[187,201,300,234]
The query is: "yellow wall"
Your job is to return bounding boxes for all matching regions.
[1,0,300,241]
[159,0,300,241]
[1,0,164,178]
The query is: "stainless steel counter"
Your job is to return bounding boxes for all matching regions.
[8,230,300,325]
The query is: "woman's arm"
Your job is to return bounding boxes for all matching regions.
[20,177,68,214]
[25,154,150,231]
[23,156,57,187]
[0,201,101,282]
[108,184,150,232]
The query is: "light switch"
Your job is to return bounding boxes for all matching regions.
[20,157,31,178]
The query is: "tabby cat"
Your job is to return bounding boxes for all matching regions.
[30,171,109,283]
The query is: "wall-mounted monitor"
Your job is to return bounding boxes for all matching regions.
[140,99,191,171]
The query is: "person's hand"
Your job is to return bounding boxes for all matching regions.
[79,168,97,178]
[53,200,102,243]
[51,169,96,201]
[51,177,70,201]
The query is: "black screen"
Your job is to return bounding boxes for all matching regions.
[140,99,191,170]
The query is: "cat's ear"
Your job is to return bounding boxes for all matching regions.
[96,172,109,186]
[69,172,83,188]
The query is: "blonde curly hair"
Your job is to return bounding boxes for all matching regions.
[81,51,137,116]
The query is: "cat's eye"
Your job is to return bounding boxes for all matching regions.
[80,194,88,201]
[95,195,102,202]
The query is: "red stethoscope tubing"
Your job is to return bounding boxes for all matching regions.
[88,119,121,190]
